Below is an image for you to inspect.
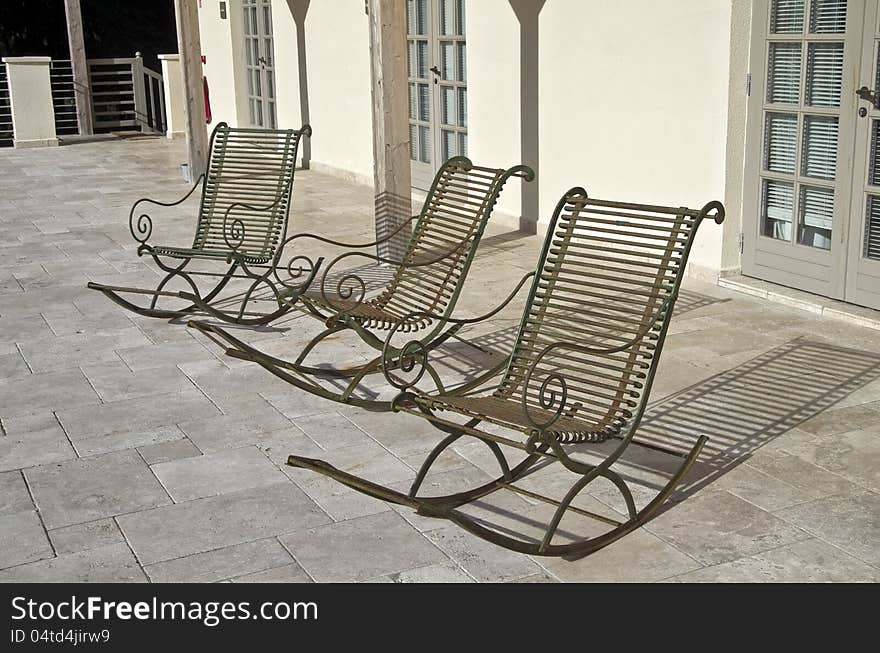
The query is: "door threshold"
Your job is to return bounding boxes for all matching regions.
[719,275,880,331]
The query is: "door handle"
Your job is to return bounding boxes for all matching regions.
[856,85,877,106]
[429,65,441,77]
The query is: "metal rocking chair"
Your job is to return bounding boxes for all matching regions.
[287,187,725,557]
[189,156,534,410]
[88,122,313,325]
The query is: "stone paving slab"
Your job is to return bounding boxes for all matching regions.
[25,449,172,529]
[0,136,878,583]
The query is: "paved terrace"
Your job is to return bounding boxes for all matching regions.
[0,136,879,583]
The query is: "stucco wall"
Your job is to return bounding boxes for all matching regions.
[538,0,733,277]
[197,0,741,277]
[199,0,245,128]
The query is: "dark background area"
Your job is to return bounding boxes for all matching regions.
[0,0,177,70]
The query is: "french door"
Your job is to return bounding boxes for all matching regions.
[743,0,880,309]
[406,0,468,191]
[242,0,277,129]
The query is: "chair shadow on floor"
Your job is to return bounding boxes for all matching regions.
[420,335,880,555]
[621,335,880,501]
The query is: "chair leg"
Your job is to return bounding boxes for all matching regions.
[287,429,707,558]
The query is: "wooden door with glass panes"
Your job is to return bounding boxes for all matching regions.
[242,0,277,129]
[743,0,859,301]
[407,0,467,191]
[847,0,880,308]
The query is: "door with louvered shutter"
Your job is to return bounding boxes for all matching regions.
[242,0,277,129]
[407,0,468,191]
[846,0,880,309]
[743,0,861,300]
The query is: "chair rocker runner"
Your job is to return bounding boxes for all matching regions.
[87,122,313,325]
[190,157,534,411]
[288,187,725,557]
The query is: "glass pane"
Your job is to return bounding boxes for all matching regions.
[251,8,258,36]
[255,99,264,127]
[764,112,797,173]
[408,82,417,120]
[417,40,429,78]
[805,43,843,107]
[407,41,415,77]
[802,115,838,179]
[243,6,251,35]
[267,70,275,100]
[869,120,880,185]
[264,38,273,66]
[417,84,430,121]
[865,196,880,260]
[456,0,466,35]
[441,86,455,125]
[419,125,431,163]
[458,87,467,128]
[246,67,254,94]
[249,99,256,125]
[409,124,418,160]
[767,43,802,104]
[441,41,454,80]
[263,5,272,35]
[771,0,805,33]
[442,130,455,161]
[416,0,428,35]
[441,0,454,35]
[809,0,847,33]
[798,185,833,248]
[253,67,261,96]
[253,40,261,69]
[457,42,467,82]
[268,101,276,129]
[406,0,416,35]
[245,39,254,66]
[458,132,467,157]
[762,179,794,241]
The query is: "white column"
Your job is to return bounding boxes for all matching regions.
[158,54,186,140]
[2,57,58,148]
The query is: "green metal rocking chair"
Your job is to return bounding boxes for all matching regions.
[287,187,725,557]
[189,156,534,411]
[88,122,313,325]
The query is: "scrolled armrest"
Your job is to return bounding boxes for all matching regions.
[315,236,475,314]
[520,292,676,432]
[128,174,205,248]
[222,197,285,255]
[380,271,536,391]
[277,214,420,253]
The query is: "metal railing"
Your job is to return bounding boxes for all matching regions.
[88,53,165,134]
[0,66,12,148]
[49,59,80,136]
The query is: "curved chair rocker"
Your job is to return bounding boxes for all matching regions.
[287,188,725,557]
[190,156,534,410]
[87,122,313,325]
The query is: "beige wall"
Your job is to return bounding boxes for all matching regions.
[467,1,525,227]
[538,0,734,277]
[198,0,745,278]
[198,0,246,128]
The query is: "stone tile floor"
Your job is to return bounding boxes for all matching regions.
[0,136,878,583]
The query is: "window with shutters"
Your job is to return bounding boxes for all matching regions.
[761,0,846,250]
[242,0,277,129]
[407,0,467,190]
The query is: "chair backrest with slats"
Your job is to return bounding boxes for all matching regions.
[496,188,724,441]
[194,123,309,261]
[374,157,532,321]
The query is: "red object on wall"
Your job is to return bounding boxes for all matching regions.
[203,77,212,124]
